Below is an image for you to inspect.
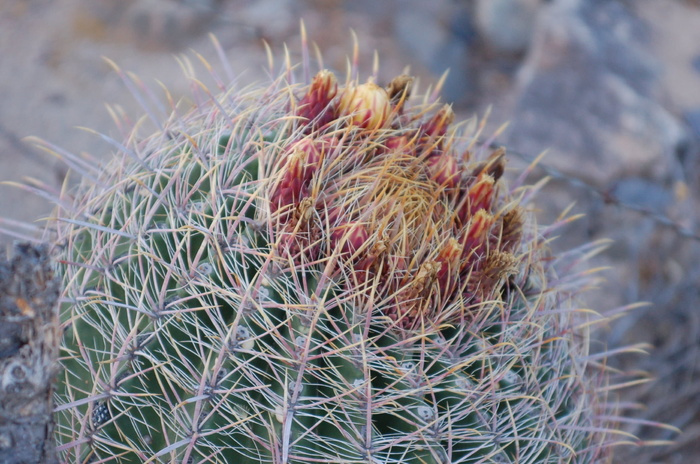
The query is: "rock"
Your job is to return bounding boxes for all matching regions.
[610,176,673,214]
[73,0,224,50]
[393,2,475,104]
[0,244,61,464]
[239,0,296,42]
[124,0,222,50]
[505,0,688,185]
[685,108,700,139]
[692,54,700,73]
[475,0,544,55]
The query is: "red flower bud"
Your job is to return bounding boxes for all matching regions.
[270,139,323,213]
[422,104,454,139]
[434,237,462,288]
[457,173,495,223]
[418,104,454,157]
[384,135,411,152]
[296,70,338,131]
[471,147,506,181]
[468,173,495,213]
[330,222,369,257]
[426,153,460,189]
[459,209,494,263]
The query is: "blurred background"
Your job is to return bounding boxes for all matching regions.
[1,0,699,461]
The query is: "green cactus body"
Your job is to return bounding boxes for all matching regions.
[46,43,618,463]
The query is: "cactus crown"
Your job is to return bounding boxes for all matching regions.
[270,68,520,332]
[37,35,629,463]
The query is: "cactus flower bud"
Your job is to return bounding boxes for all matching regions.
[422,104,455,139]
[473,147,506,181]
[418,104,454,157]
[426,153,460,189]
[330,221,369,257]
[338,81,391,130]
[458,173,495,223]
[497,207,523,253]
[460,209,494,263]
[270,139,323,213]
[434,237,463,295]
[386,74,413,101]
[384,135,411,153]
[296,70,338,131]
[386,74,413,113]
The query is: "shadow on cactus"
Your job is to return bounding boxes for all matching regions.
[17,33,660,463]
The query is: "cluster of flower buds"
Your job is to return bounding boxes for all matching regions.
[270,70,523,329]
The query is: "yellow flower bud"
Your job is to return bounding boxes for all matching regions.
[338,82,391,130]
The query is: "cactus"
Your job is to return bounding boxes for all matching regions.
[40,37,627,463]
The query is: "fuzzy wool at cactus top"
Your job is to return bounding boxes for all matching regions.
[31,37,637,463]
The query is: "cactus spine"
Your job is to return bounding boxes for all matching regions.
[46,39,621,463]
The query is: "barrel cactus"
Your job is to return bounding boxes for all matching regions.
[41,38,625,463]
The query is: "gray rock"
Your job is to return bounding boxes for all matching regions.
[475,0,544,55]
[393,3,474,104]
[684,108,700,139]
[239,0,296,41]
[692,54,700,73]
[124,0,223,50]
[610,177,673,214]
[505,0,688,185]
